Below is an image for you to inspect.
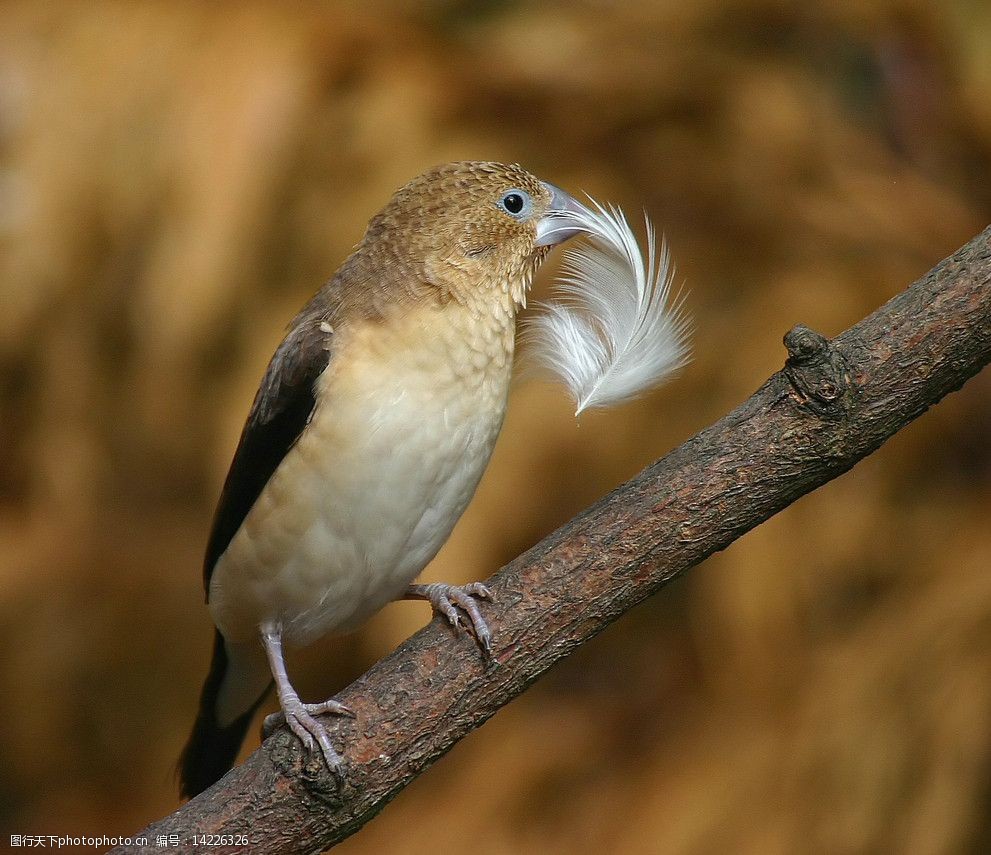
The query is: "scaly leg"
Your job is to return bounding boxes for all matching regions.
[259,622,354,779]
[403,582,494,654]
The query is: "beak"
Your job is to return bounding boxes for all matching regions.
[534,182,587,247]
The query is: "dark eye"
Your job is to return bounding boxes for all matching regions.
[503,193,524,213]
[497,189,532,219]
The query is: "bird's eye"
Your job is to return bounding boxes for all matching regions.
[503,193,524,213]
[497,189,532,220]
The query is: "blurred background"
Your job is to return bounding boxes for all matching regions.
[2,1,991,852]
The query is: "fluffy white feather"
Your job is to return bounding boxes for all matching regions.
[525,198,691,415]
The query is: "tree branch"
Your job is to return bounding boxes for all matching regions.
[115,226,991,854]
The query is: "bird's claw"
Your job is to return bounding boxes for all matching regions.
[263,698,354,781]
[263,698,355,738]
[409,581,494,655]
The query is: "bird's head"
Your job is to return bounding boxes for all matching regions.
[361,161,584,312]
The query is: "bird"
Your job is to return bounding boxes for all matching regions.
[178,161,586,798]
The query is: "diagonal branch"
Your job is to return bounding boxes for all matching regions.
[114,226,991,854]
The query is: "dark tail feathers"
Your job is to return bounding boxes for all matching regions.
[178,630,271,798]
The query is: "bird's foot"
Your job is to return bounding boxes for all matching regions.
[263,698,355,779]
[404,581,495,655]
[263,698,355,738]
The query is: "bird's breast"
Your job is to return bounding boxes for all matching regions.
[209,299,516,646]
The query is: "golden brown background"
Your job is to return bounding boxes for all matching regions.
[2,1,991,853]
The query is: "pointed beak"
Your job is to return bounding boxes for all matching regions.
[535,182,587,247]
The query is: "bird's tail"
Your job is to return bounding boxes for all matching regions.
[178,629,272,798]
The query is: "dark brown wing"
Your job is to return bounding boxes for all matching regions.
[202,309,332,591]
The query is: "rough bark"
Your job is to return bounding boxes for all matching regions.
[113,226,991,854]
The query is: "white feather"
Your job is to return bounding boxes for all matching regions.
[525,198,691,415]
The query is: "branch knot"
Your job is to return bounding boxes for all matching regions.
[783,324,855,416]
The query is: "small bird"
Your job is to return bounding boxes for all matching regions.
[178,161,585,797]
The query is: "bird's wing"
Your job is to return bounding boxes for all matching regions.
[203,312,333,591]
